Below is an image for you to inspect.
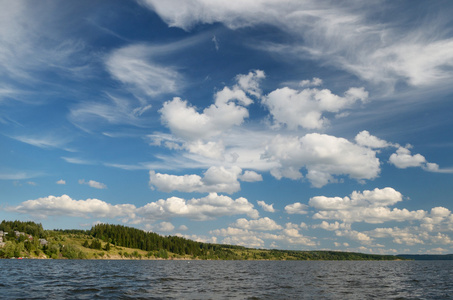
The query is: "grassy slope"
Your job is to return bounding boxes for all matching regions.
[17,232,403,260]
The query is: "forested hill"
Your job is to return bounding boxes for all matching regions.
[88,223,400,260]
[397,254,453,260]
[1,220,404,260]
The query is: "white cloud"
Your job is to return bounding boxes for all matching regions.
[388,146,453,174]
[257,200,275,213]
[0,2,91,83]
[185,140,225,160]
[221,235,265,248]
[11,193,260,223]
[389,146,427,169]
[143,0,453,89]
[149,166,242,194]
[370,227,425,246]
[9,134,73,151]
[160,96,248,141]
[263,86,368,130]
[422,207,452,226]
[212,35,219,51]
[355,130,392,148]
[231,217,282,231]
[309,187,403,210]
[300,77,322,87]
[11,194,136,219]
[69,94,152,131]
[178,225,189,231]
[284,202,308,215]
[336,230,372,244]
[235,70,265,98]
[56,179,66,185]
[149,166,264,194]
[310,187,428,224]
[160,71,263,142]
[263,133,380,187]
[78,179,107,190]
[62,157,93,165]
[211,224,317,248]
[239,170,263,182]
[105,44,181,98]
[139,193,259,221]
[156,221,175,232]
[314,221,351,231]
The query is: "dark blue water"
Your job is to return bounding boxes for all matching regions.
[1,260,452,299]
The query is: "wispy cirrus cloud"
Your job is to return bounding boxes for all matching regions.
[0,1,92,84]
[8,134,75,152]
[0,170,43,180]
[143,0,453,91]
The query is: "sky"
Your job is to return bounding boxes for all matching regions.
[1,0,453,255]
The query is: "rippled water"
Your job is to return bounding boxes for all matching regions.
[1,260,452,299]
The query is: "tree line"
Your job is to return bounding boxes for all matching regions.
[0,220,408,260]
[90,223,245,259]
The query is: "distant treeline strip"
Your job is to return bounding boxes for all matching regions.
[397,254,453,260]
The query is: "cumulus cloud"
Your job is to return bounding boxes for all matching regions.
[56,179,66,185]
[370,227,425,246]
[159,70,263,142]
[284,202,309,215]
[314,221,351,231]
[10,193,260,223]
[221,235,265,248]
[149,166,250,194]
[310,187,428,224]
[355,130,392,148]
[155,221,175,232]
[257,200,275,213]
[231,217,282,231]
[263,133,380,187]
[263,86,368,130]
[11,194,136,219]
[310,187,403,210]
[336,230,372,244]
[389,146,427,168]
[78,179,107,189]
[139,193,259,221]
[239,170,263,182]
[178,225,189,231]
[422,207,452,227]
[211,222,317,248]
[235,70,265,97]
[388,146,450,174]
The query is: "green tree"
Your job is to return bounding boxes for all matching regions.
[104,242,111,251]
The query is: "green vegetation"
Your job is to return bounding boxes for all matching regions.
[397,254,453,260]
[0,220,406,260]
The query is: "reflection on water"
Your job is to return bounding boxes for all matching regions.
[1,260,452,299]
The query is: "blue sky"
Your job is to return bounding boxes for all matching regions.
[1,0,453,254]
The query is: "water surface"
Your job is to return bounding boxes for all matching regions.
[1,260,452,299]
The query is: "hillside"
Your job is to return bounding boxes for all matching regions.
[0,220,403,261]
[397,254,453,260]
